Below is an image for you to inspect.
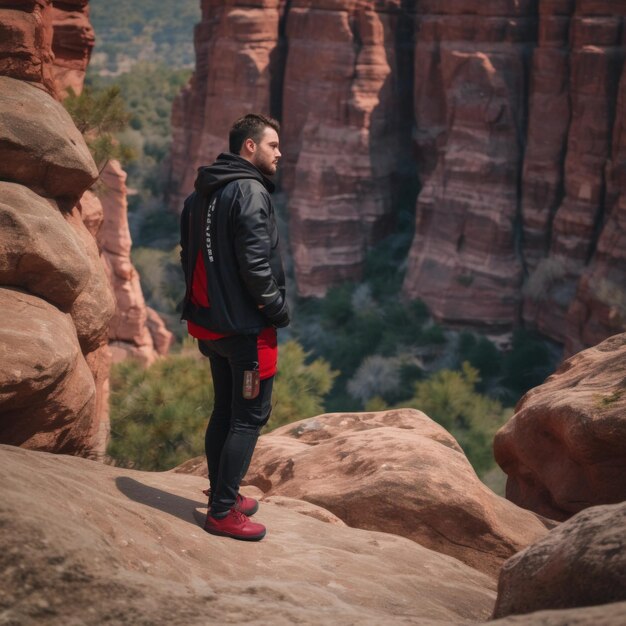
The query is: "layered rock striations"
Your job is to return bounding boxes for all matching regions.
[522,1,626,348]
[403,0,536,329]
[169,0,626,350]
[168,0,282,212]
[50,0,94,96]
[282,0,416,296]
[494,332,626,521]
[0,0,56,93]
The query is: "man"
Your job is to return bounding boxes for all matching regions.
[180,114,289,541]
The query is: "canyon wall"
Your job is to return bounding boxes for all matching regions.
[168,0,626,351]
[0,0,171,457]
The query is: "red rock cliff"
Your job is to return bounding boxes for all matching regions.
[168,0,626,350]
[0,0,113,456]
[0,0,171,457]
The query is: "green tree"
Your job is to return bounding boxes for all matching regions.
[108,344,213,470]
[402,362,511,474]
[269,341,338,430]
[108,340,337,470]
[63,85,134,169]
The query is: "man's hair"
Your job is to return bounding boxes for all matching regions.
[229,114,280,154]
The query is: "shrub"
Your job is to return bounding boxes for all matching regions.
[108,340,336,469]
[401,362,511,475]
[269,341,338,430]
[347,355,401,404]
[524,257,571,301]
[63,85,134,169]
[108,344,213,470]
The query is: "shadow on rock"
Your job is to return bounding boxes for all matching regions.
[115,476,206,527]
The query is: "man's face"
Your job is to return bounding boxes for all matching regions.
[249,127,281,176]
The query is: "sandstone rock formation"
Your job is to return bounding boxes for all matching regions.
[168,0,282,212]
[522,1,626,349]
[169,0,626,351]
[1,443,498,625]
[0,0,56,93]
[0,68,115,456]
[403,0,532,330]
[492,502,626,619]
[99,160,173,366]
[491,602,626,626]
[0,74,96,199]
[282,0,415,296]
[239,409,551,578]
[50,0,94,96]
[494,332,626,521]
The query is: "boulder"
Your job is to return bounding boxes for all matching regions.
[491,602,626,625]
[492,502,626,618]
[0,75,98,199]
[64,205,116,354]
[0,288,95,454]
[1,443,497,625]
[494,333,626,520]
[244,409,551,577]
[0,182,89,309]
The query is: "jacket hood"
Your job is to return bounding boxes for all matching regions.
[194,152,275,195]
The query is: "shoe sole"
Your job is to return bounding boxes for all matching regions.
[204,525,266,541]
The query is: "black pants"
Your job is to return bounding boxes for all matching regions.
[199,334,273,517]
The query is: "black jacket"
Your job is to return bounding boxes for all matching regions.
[180,153,289,334]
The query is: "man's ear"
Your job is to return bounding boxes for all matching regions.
[243,137,256,155]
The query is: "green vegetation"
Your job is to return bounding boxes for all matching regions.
[89,0,200,73]
[108,342,213,471]
[108,340,337,471]
[87,63,192,232]
[63,85,133,169]
[82,64,192,328]
[400,363,511,474]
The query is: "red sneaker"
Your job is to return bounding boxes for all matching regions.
[202,489,259,517]
[235,494,259,516]
[204,509,266,541]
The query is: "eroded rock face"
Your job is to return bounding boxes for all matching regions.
[0,289,96,453]
[494,333,626,521]
[50,0,94,96]
[522,1,626,346]
[99,160,173,365]
[1,444,498,624]
[0,0,56,93]
[283,0,415,296]
[402,1,533,329]
[168,0,282,212]
[0,4,114,457]
[0,75,98,199]
[170,0,626,350]
[492,502,626,619]
[243,409,551,577]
